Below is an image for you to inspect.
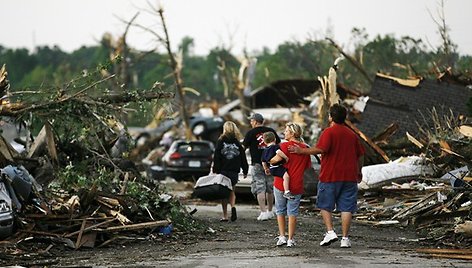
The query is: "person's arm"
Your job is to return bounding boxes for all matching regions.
[275,149,288,163]
[269,153,283,165]
[239,144,249,177]
[288,144,324,155]
[261,161,271,175]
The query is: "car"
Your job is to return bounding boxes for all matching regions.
[0,182,14,239]
[161,140,215,180]
[129,115,224,146]
[235,154,320,196]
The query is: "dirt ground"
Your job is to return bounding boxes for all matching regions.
[4,193,470,268]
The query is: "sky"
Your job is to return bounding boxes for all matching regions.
[3,0,472,56]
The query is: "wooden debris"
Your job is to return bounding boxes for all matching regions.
[416,248,472,260]
[0,136,17,163]
[372,123,399,145]
[96,220,170,233]
[345,120,389,162]
[406,132,424,149]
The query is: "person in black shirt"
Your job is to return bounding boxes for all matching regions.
[213,121,249,222]
[243,113,280,221]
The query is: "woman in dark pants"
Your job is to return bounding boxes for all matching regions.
[213,121,249,221]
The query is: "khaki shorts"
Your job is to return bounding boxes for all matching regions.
[251,164,274,196]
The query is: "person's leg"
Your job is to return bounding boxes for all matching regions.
[266,193,274,212]
[336,182,357,238]
[320,209,334,231]
[341,212,352,237]
[274,188,288,245]
[252,164,268,214]
[286,194,301,246]
[229,191,236,208]
[283,172,290,192]
[288,216,297,240]
[221,199,228,220]
[265,173,274,213]
[257,193,267,212]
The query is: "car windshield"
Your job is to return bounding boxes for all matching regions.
[176,143,212,155]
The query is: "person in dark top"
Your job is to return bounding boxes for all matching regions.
[213,121,248,222]
[261,132,294,200]
[243,113,281,221]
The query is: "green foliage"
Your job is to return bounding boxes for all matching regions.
[1,32,472,123]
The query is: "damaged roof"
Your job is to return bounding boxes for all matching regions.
[357,73,472,138]
[249,79,350,108]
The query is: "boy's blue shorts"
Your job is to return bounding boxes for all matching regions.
[316,181,358,213]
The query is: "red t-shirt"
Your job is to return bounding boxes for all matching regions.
[274,141,311,194]
[316,123,365,183]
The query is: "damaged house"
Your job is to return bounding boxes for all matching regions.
[356,73,472,139]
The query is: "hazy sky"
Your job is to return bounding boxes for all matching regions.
[3,0,471,56]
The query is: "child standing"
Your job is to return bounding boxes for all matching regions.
[261,132,295,199]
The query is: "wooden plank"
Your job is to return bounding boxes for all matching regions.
[416,248,472,255]
[406,132,424,149]
[78,232,97,248]
[392,191,437,220]
[45,122,58,164]
[0,136,16,161]
[427,254,472,260]
[65,218,116,238]
[27,125,47,158]
[345,120,389,162]
[75,219,87,249]
[96,220,170,233]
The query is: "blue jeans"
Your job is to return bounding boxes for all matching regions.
[317,182,358,213]
[273,187,301,216]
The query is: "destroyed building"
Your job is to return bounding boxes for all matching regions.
[356,73,472,139]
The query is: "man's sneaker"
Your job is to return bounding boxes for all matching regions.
[283,191,295,200]
[287,239,296,247]
[340,237,351,248]
[257,211,270,221]
[320,231,338,246]
[268,211,275,219]
[260,212,271,221]
[276,236,287,246]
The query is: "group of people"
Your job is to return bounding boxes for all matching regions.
[211,104,365,248]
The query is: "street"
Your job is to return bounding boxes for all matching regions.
[51,197,471,268]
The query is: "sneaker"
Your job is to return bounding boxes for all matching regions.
[320,231,338,246]
[276,236,287,246]
[287,239,296,247]
[257,211,269,221]
[259,211,271,221]
[283,191,295,200]
[231,207,237,222]
[340,237,351,248]
[268,211,275,219]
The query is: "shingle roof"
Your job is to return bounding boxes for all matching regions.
[356,74,472,139]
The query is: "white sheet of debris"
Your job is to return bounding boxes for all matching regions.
[359,156,435,189]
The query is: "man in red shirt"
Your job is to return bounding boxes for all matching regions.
[289,104,364,248]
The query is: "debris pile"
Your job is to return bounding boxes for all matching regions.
[0,64,201,265]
